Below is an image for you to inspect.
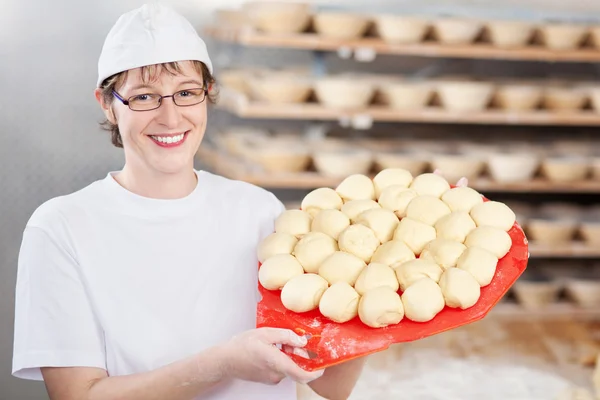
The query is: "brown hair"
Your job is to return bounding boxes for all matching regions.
[98,61,218,148]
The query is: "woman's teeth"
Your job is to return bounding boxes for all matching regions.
[151,133,185,144]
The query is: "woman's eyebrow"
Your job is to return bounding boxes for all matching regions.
[130,83,155,91]
[177,79,204,87]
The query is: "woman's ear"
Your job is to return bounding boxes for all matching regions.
[94,88,117,124]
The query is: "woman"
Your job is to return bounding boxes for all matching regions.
[12,4,365,400]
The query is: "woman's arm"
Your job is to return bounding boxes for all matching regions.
[42,328,324,400]
[308,357,367,400]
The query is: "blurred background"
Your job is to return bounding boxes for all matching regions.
[4,0,600,399]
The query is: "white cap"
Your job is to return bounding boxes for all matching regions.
[96,3,213,87]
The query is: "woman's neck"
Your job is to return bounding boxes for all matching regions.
[114,164,198,200]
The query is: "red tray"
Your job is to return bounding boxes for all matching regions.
[257,216,529,371]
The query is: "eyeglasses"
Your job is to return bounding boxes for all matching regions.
[112,88,208,111]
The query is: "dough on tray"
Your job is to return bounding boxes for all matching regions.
[341,199,381,222]
[438,267,481,309]
[319,282,360,323]
[409,173,451,198]
[338,224,381,263]
[355,208,400,243]
[275,209,312,238]
[336,174,376,202]
[378,186,418,218]
[441,186,483,212]
[358,286,404,328]
[372,168,413,198]
[301,187,344,217]
[393,217,437,255]
[318,251,367,286]
[258,254,305,290]
[293,232,338,273]
[420,238,467,270]
[257,232,299,263]
[401,277,445,322]
[311,209,351,240]
[434,211,477,243]
[405,195,452,226]
[281,273,329,313]
[456,246,498,287]
[354,262,400,295]
[470,201,517,231]
[464,226,512,259]
[394,259,444,291]
[370,240,416,266]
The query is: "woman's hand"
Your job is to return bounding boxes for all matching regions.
[220,327,324,385]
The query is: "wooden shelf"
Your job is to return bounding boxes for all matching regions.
[217,88,600,127]
[206,26,600,63]
[491,302,600,320]
[529,242,600,258]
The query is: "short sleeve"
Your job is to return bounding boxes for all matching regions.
[12,226,106,381]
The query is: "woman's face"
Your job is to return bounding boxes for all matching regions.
[98,61,208,176]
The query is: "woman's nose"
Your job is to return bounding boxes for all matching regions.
[155,96,181,128]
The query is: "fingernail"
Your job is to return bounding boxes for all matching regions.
[297,335,307,346]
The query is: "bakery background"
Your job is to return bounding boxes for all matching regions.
[2,0,600,399]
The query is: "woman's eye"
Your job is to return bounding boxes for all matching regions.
[133,94,150,101]
[179,91,191,97]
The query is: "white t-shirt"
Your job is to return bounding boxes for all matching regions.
[12,170,297,400]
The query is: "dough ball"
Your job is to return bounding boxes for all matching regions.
[318,251,366,286]
[301,187,343,217]
[257,232,298,263]
[464,226,512,259]
[341,199,381,222]
[420,238,467,270]
[405,195,452,226]
[371,240,416,266]
[281,273,329,313]
[293,232,338,273]
[258,254,305,290]
[438,268,481,309]
[434,211,477,243]
[311,209,350,240]
[319,282,360,323]
[336,174,376,202]
[393,217,437,255]
[409,173,451,198]
[393,259,444,291]
[401,278,445,322]
[358,286,404,328]
[470,201,517,231]
[275,210,312,238]
[355,208,400,243]
[378,186,418,218]
[456,246,498,287]
[354,262,399,295]
[338,224,381,263]
[373,168,413,198]
[441,187,483,212]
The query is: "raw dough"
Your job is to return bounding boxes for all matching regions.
[281,273,329,313]
[434,211,477,243]
[355,208,400,243]
[405,195,452,226]
[378,186,418,218]
[394,259,444,291]
[319,282,360,323]
[354,262,400,295]
[409,173,451,198]
[420,238,467,270]
[470,201,517,231]
[341,199,381,222]
[293,232,339,273]
[371,240,416,266]
[301,187,344,217]
[372,168,413,198]
[393,217,437,255]
[258,254,305,290]
[358,286,404,328]
[336,174,376,202]
[438,268,481,309]
[311,209,350,240]
[338,224,381,263]
[275,209,312,238]
[456,246,498,286]
[401,277,445,322]
[257,232,299,263]
[464,226,512,259]
[318,251,367,286]
[441,186,483,212]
